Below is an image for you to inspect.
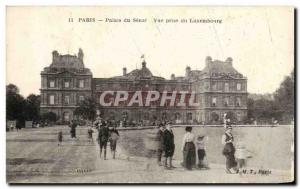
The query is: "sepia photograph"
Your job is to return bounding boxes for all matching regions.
[6,6,294,184]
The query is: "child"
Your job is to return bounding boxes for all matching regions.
[195,134,209,169]
[58,131,63,146]
[87,125,94,143]
[235,141,247,174]
[88,125,94,142]
[109,127,120,159]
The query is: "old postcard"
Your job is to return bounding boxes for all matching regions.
[6,6,294,184]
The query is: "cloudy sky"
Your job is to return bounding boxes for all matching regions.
[6,6,294,97]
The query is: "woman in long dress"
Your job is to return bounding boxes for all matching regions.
[222,125,237,173]
[181,126,196,170]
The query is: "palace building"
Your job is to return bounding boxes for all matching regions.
[40,49,247,125]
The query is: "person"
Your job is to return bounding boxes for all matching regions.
[69,120,77,139]
[109,126,120,159]
[235,140,248,174]
[98,121,109,160]
[58,130,63,146]
[196,134,209,169]
[9,123,14,131]
[94,116,103,130]
[163,122,175,169]
[181,126,196,170]
[87,125,94,143]
[222,125,237,173]
[156,123,165,166]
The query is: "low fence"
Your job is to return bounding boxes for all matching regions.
[116,124,292,131]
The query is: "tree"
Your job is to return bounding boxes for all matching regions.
[73,98,97,121]
[41,112,58,123]
[24,94,41,121]
[6,84,26,128]
[6,84,19,95]
[273,70,294,121]
[246,70,294,124]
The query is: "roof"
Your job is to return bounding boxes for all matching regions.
[49,49,85,70]
[111,61,165,81]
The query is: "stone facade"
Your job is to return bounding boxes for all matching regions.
[40,49,92,122]
[40,49,247,124]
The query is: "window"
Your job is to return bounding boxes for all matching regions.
[236,97,241,107]
[187,113,193,120]
[237,83,242,91]
[224,97,229,107]
[49,95,55,105]
[212,97,217,107]
[64,95,70,105]
[237,112,242,121]
[79,95,84,102]
[211,82,217,91]
[64,81,70,88]
[79,80,84,88]
[49,80,55,88]
[224,82,229,92]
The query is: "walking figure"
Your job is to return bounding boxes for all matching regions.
[69,120,77,139]
[109,126,120,159]
[58,131,63,146]
[222,125,238,174]
[87,125,94,143]
[98,121,109,160]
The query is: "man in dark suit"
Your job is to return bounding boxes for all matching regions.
[98,121,109,160]
[163,122,175,169]
[156,123,165,166]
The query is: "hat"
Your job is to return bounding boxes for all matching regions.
[225,125,233,130]
[197,134,205,139]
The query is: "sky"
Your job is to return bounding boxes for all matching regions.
[6,6,294,97]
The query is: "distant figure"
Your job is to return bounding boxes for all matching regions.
[181,126,196,170]
[109,127,120,159]
[94,116,103,130]
[98,122,109,160]
[9,123,14,131]
[222,125,237,174]
[69,120,77,139]
[58,131,63,146]
[156,123,166,166]
[87,125,94,143]
[163,122,175,169]
[235,141,248,174]
[196,134,209,169]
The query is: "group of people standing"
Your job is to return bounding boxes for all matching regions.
[156,123,208,170]
[155,120,248,173]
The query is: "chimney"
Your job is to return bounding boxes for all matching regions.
[123,67,127,76]
[226,57,233,65]
[205,56,212,67]
[185,66,191,77]
[171,74,175,80]
[52,50,59,63]
[78,48,84,61]
[142,60,146,68]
